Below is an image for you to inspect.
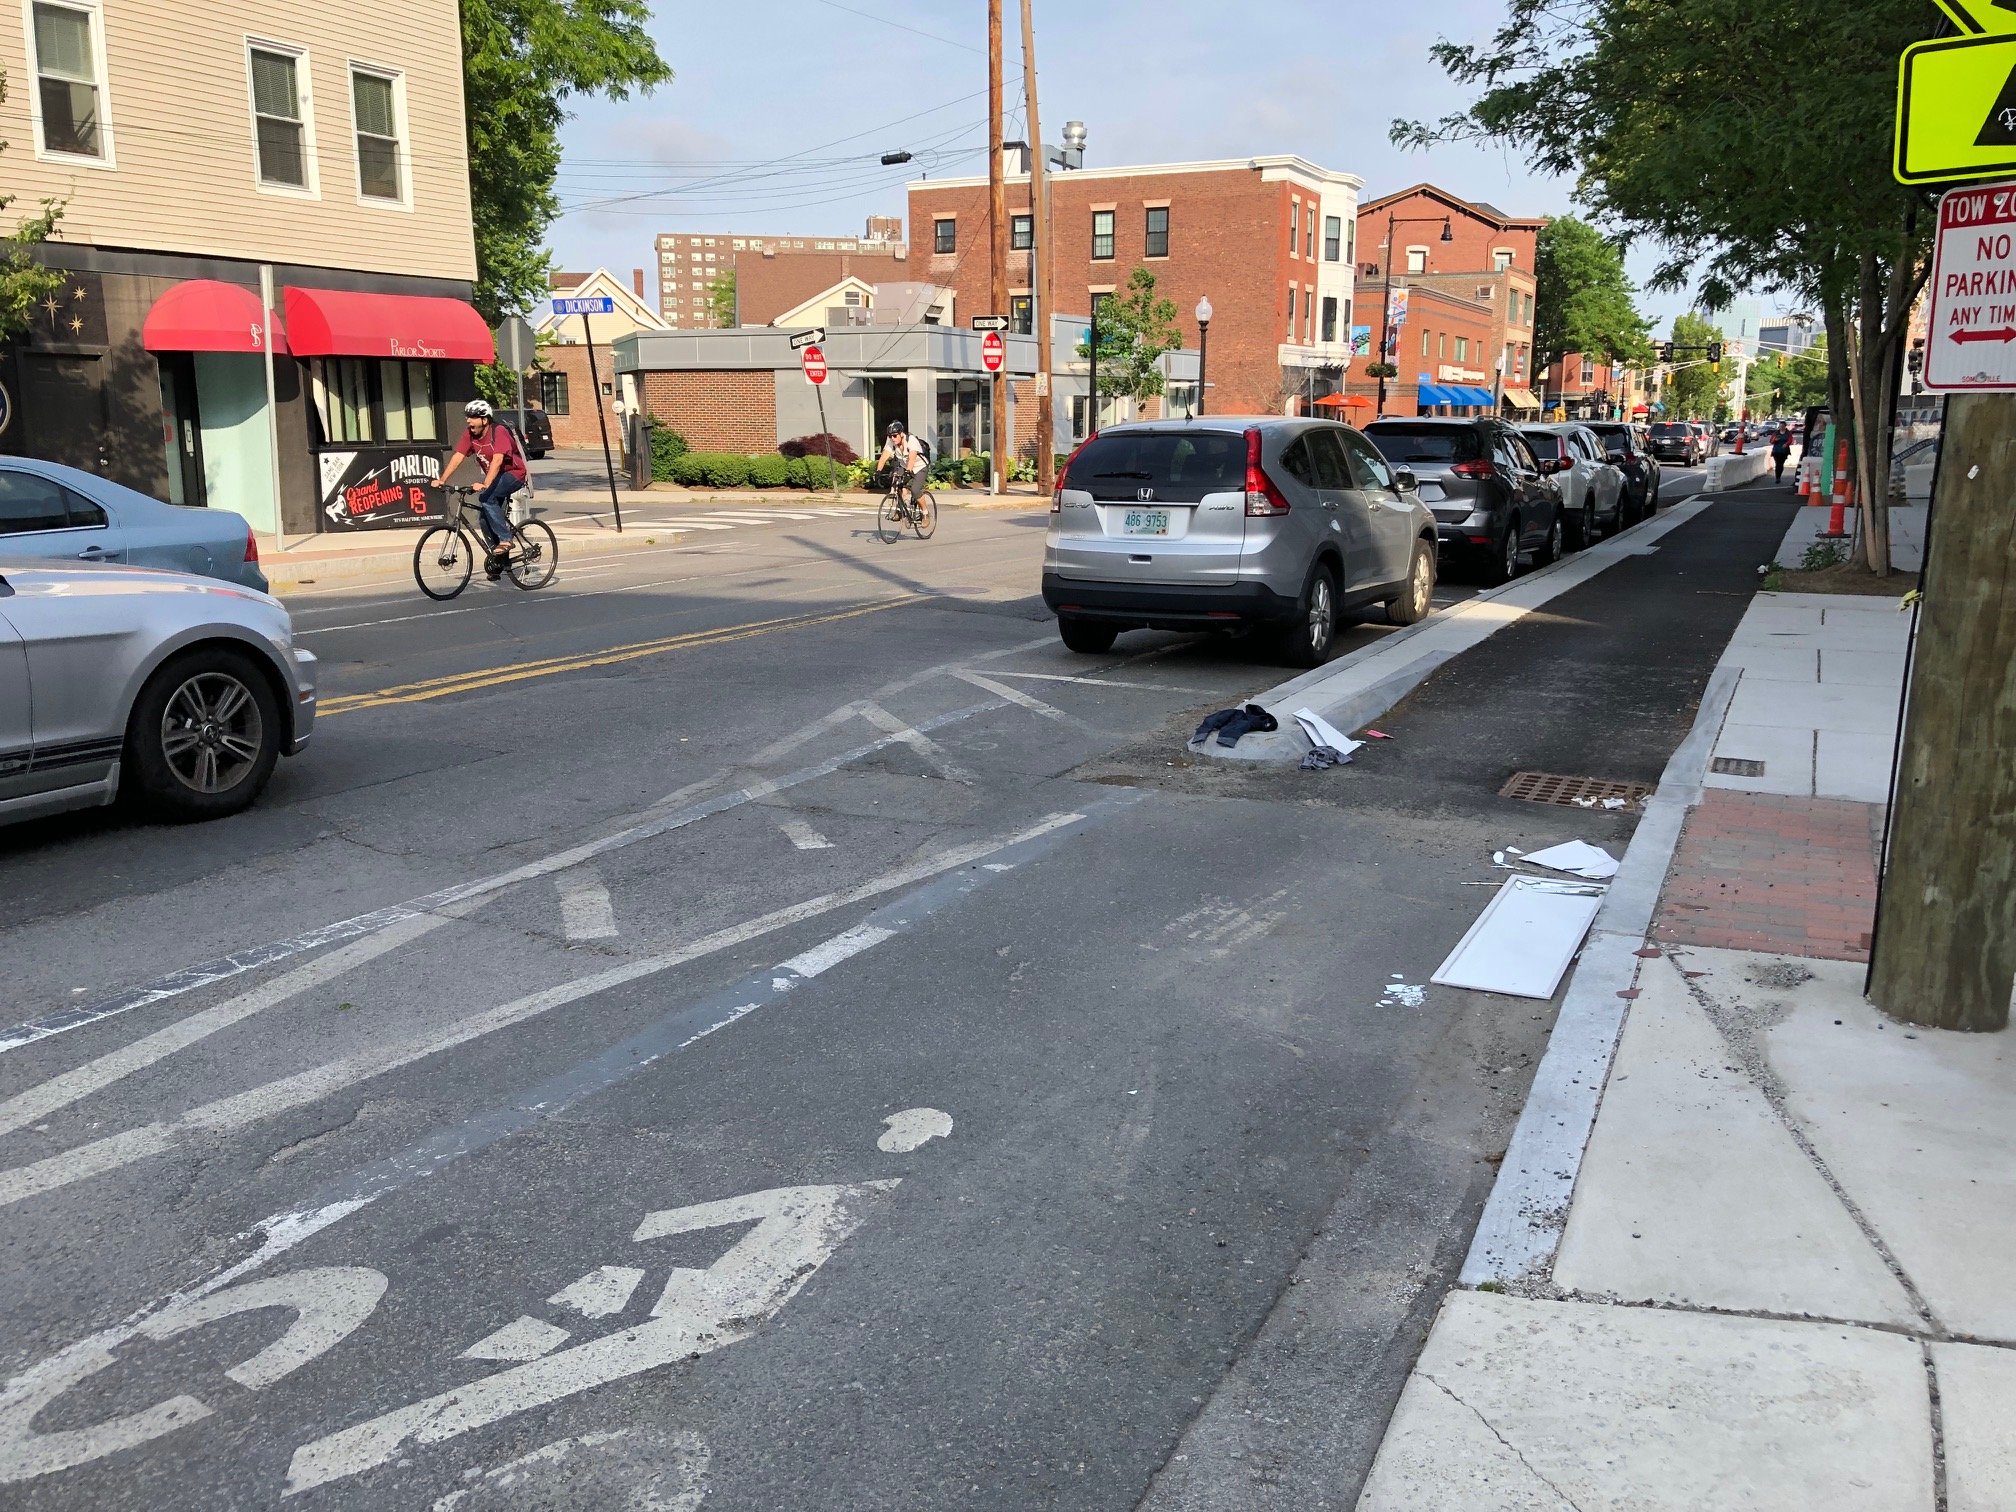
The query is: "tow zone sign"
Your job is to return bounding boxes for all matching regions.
[1927,180,2016,391]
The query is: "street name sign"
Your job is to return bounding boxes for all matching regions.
[980,330,1006,372]
[788,327,825,350]
[552,295,616,316]
[801,344,828,385]
[969,315,1009,331]
[1923,181,2016,390]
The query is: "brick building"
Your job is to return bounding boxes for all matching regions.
[1346,185,1544,416]
[908,154,1363,422]
[530,268,666,450]
[655,219,907,327]
[1541,353,1625,419]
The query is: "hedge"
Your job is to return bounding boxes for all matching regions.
[646,420,690,481]
[748,453,789,488]
[663,449,856,490]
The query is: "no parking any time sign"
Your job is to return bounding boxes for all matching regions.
[1925,180,2016,391]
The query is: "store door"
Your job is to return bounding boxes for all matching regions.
[157,355,206,507]
[869,379,908,452]
[17,353,106,473]
[193,353,276,532]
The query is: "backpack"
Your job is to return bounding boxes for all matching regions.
[914,436,933,463]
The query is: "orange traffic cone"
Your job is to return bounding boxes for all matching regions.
[1822,442,1849,537]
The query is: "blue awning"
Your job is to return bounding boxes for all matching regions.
[1417,382,1460,406]
[1457,385,1497,406]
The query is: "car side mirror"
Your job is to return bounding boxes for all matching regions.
[1392,466,1418,492]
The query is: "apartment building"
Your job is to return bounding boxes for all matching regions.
[0,0,487,535]
[909,155,1364,424]
[656,218,906,326]
[1541,353,1623,419]
[1346,185,1544,415]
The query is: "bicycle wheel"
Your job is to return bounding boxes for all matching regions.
[876,492,908,544]
[910,490,937,540]
[414,525,474,600]
[507,519,559,590]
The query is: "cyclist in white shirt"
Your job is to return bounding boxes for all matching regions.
[876,420,929,508]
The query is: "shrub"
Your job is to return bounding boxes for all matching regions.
[960,451,990,485]
[669,451,708,487]
[847,459,881,490]
[778,432,859,465]
[673,452,751,489]
[797,455,844,491]
[647,418,689,481]
[1800,538,1849,572]
[929,454,962,484]
[1009,457,1037,483]
[748,453,789,488]
[783,455,810,488]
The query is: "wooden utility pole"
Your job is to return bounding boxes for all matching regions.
[987,0,1008,495]
[1021,0,1052,494]
[1868,392,2016,1031]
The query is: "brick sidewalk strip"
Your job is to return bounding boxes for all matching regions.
[1652,789,1882,960]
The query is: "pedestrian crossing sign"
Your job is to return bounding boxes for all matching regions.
[1897,34,2016,183]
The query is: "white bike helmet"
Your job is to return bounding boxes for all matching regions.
[465,399,494,419]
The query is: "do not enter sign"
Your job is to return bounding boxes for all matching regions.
[981,330,1005,373]
[801,344,828,385]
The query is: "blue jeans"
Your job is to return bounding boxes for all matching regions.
[477,473,524,550]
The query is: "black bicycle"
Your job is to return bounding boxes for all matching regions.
[876,467,937,544]
[414,486,559,599]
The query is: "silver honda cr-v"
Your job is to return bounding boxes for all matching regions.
[1040,417,1438,665]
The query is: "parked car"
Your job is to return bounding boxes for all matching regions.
[1694,422,1722,458]
[1364,416,1564,586]
[1518,423,1628,548]
[1584,421,1663,519]
[1646,420,1706,465]
[495,408,554,459]
[1720,424,1744,446]
[1041,418,1439,666]
[0,560,315,827]
[0,456,267,592]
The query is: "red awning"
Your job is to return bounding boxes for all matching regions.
[282,287,493,362]
[142,280,287,354]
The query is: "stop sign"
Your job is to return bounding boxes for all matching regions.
[801,344,828,385]
[981,330,1005,373]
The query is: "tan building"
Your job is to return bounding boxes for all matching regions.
[0,0,488,535]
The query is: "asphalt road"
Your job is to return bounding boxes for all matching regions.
[0,466,1736,1510]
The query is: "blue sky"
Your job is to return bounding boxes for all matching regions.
[548,0,1754,335]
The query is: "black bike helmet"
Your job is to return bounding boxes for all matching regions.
[887,420,905,435]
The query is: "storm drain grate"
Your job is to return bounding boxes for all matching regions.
[1711,756,1767,777]
[1500,771,1655,807]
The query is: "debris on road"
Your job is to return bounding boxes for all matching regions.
[1363,729,1395,740]
[1522,840,1622,880]
[1190,703,1279,748]
[1300,745,1354,770]
[1293,708,1362,756]
[1431,875,1607,999]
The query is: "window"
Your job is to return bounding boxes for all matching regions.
[1493,248,1515,271]
[1286,286,1296,337]
[1439,334,1447,359]
[1456,337,1468,362]
[1341,430,1396,492]
[249,46,309,189]
[1144,206,1168,258]
[541,372,571,415]
[1009,295,1032,335]
[378,360,436,442]
[31,2,104,158]
[1581,357,1596,385]
[1346,220,1356,265]
[320,358,373,442]
[1307,431,1351,490]
[1421,329,1430,357]
[1406,247,1428,274]
[1162,381,1197,418]
[351,67,403,201]
[1304,214,1314,260]
[1289,200,1300,257]
[312,357,438,443]
[0,470,100,533]
[1011,214,1032,251]
[934,218,956,254]
[1091,210,1114,260]
[1321,295,1338,344]
[1324,215,1341,262]
[1304,290,1313,344]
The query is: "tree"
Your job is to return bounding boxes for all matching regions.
[1663,313,1726,419]
[461,0,672,325]
[1745,339,1829,416]
[1533,215,1650,370]
[1076,266,1181,404]
[0,69,66,341]
[705,270,735,328]
[1396,0,1940,574]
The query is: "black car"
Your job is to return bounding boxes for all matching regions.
[1646,420,1704,464]
[1363,417,1564,585]
[495,407,554,459]
[1584,421,1662,518]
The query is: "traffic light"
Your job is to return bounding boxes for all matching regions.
[1706,342,1724,363]
[1658,340,1674,363]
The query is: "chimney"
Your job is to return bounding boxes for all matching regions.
[632,268,645,298]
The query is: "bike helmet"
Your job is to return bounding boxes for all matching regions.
[886,420,905,435]
[465,399,494,419]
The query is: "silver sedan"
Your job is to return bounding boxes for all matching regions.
[0,560,315,827]
[0,455,269,591]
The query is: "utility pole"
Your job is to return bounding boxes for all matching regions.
[987,0,1008,496]
[1021,0,1052,494]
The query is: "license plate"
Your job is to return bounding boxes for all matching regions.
[1123,509,1171,536]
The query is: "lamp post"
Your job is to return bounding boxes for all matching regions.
[1374,213,1454,416]
[1194,295,1212,416]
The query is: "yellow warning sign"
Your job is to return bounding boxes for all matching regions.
[1897,34,2016,184]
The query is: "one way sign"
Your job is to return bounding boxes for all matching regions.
[1925,181,2016,391]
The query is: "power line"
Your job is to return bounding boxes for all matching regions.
[804,0,984,53]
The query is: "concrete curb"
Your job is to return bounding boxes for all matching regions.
[1196,496,1712,762]
[1458,659,1742,1286]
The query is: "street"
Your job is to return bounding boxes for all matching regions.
[0,470,1767,1510]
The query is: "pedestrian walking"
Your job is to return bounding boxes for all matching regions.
[1771,424,1793,483]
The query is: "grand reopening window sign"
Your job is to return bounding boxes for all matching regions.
[1924,181,2016,392]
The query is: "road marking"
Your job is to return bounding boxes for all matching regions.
[0,912,447,1138]
[984,669,1219,694]
[319,596,919,715]
[284,1182,899,1495]
[778,817,833,850]
[857,700,974,782]
[0,813,1085,1210]
[877,1107,953,1152]
[777,923,893,978]
[433,1428,709,1512]
[556,870,618,941]
[954,668,1098,731]
[659,520,733,530]
[548,1265,644,1318]
[460,1317,570,1362]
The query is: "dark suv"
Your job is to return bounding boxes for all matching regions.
[1584,421,1662,519]
[495,408,554,459]
[1646,421,1704,464]
[1362,417,1564,585]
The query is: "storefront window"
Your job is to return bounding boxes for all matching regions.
[318,358,373,442]
[378,359,436,441]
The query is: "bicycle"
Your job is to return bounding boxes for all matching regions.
[875,467,937,544]
[413,486,559,600]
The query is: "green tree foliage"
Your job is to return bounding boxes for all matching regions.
[461,1,671,324]
[1661,313,1726,420]
[1746,339,1829,415]
[1533,216,1650,370]
[1396,0,1941,572]
[1077,266,1181,403]
[0,69,67,341]
[705,270,735,328]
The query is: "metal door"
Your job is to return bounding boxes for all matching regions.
[1304,428,1378,590]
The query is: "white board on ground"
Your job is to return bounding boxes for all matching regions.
[1521,839,1621,880]
[1432,875,1606,999]
[1293,708,1362,755]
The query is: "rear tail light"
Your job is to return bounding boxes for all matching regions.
[1449,458,1496,480]
[1053,434,1093,512]
[1243,428,1290,516]
[244,524,260,564]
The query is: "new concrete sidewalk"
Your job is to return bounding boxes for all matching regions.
[1356,585,2016,1510]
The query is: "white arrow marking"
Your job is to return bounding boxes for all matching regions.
[778,817,833,850]
[556,870,618,941]
[547,1266,644,1319]
[460,1317,570,1363]
[877,1108,954,1153]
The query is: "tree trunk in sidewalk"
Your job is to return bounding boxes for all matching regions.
[1868,392,2016,1032]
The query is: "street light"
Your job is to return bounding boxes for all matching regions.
[1195,295,1212,416]
[1374,213,1456,417]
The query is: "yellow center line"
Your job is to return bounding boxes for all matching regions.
[318,596,921,715]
